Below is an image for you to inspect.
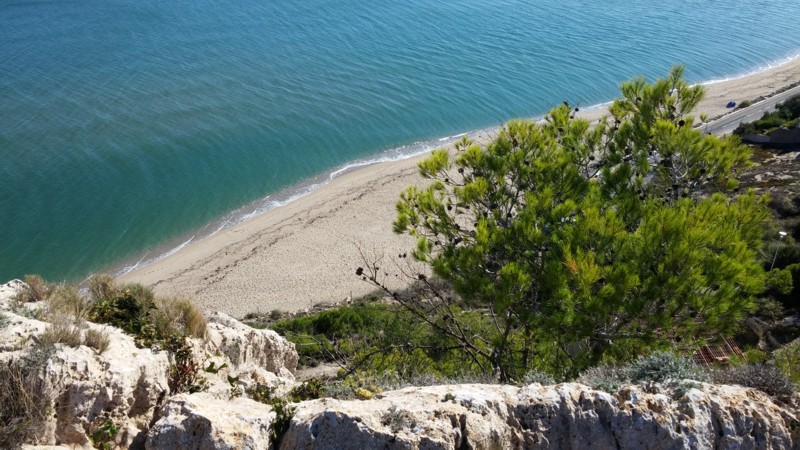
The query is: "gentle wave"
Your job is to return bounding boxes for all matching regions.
[4,0,800,281]
[110,51,800,278]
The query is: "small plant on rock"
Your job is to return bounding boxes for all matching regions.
[45,284,91,321]
[153,296,207,339]
[381,405,415,433]
[577,365,629,393]
[521,369,556,386]
[248,384,294,445]
[166,336,206,394]
[89,417,119,450]
[287,378,325,402]
[14,275,53,304]
[88,274,118,302]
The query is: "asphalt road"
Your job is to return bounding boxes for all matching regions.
[703,84,800,136]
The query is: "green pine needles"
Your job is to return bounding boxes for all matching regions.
[386,66,769,381]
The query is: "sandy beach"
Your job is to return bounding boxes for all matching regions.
[121,58,800,318]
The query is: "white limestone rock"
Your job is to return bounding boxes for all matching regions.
[145,393,275,450]
[282,383,799,450]
[202,312,298,379]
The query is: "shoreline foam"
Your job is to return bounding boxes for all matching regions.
[119,55,800,317]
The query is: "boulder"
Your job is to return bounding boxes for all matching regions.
[145,393,275,450]
[202,312,298,379]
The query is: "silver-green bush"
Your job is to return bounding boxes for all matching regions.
[628,351,709,383]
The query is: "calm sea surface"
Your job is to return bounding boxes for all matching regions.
[2,0,799,281]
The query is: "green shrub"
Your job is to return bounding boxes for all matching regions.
[768,193,800,219]
[773,340,800,386]
[735,100,752,110]
[89,417,119,450]
[89,283,159,346]
[576,352,709,393]
[628,351,709,383]
[287,379,325,402]
[742,348,769,365]
[756,297,786,322]
[713,364,795,402]
[166,336,206,394]
[0,313,8,330]
[0,356,51,449]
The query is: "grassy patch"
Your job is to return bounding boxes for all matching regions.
[153,296,207,340]
[83,328,111,354]
[38,319,83,349]
[13,275,53,304]
[45,284,91,321]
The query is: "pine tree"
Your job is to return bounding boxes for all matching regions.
[387,66,768,380]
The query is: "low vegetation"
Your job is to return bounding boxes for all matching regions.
[712,363,796,402]
[38,318,83,349]
[7,274,210,396]
[734,94,800,136]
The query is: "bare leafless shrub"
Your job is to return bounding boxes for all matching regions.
[713,364,796,402]
[0,358,51,449]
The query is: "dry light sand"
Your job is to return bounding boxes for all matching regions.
[121,58,800,318]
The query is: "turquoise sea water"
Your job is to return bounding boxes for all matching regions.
[2,0,800,282]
